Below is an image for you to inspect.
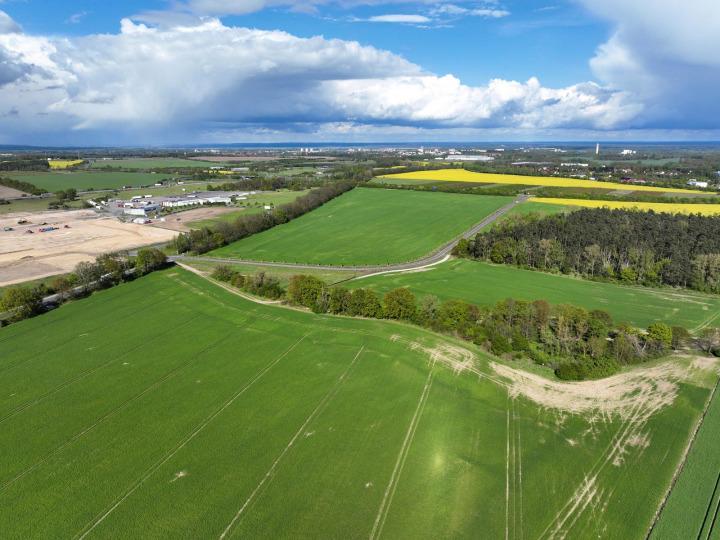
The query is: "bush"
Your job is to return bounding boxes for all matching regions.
[211,265,235,282]
[383,288,417,321]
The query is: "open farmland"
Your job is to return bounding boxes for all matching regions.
[652,378,720,539]
[350,259,720,330]
[5,172,173,192]
[0,267,718,538]
[48,159,84,170]
[210,188,514,265]
[531,197,720,216]
[90,158,225,169]
[378,168,706,194]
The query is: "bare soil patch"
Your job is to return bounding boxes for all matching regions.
[150,206,238,233]
[0,186,28,198]
[0,209,176,287]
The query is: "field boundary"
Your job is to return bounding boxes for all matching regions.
[645,373,720,539]
[177,194,528,274]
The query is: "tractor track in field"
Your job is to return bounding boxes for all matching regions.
[172,195,528,277]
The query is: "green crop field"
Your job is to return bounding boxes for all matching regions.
[1,267,717,538]
[349,259,720,330]
[90,158,223,169]
[652,380,720,539]
[210,188,514,265]
[6,172,174,192]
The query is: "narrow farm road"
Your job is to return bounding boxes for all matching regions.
[173,194,529,275]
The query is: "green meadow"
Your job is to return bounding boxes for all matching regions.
[652,381,720,539]
[0,267,716,538]
[210,188,514,265]
[349,259,720,330]
[90,158,222,169]
[6,171,173,192]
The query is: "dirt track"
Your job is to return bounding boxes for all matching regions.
[0,209,176,286]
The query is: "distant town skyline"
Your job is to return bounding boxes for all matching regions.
[0,0,718,144]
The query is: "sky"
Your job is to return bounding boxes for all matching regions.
[0,0,718,145]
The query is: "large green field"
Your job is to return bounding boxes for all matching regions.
[90,158,223,169]
[349,259,720,330]
[210,188,514,265]
[0,267,717,538]
[652,380,720,539]
[6,172,174,192]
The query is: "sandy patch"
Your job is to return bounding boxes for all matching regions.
[0,186,27,198]
[150,206,239,233]
[0,209,176,286]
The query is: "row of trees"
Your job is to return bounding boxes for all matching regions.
[211,266,284,299]
[0,177,47,196]
[0,248,167,325]
[460,208,720,292]
[208,266,691,380]
[174,181,355,254]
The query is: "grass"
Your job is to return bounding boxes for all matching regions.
[210,188,514,265]
[181,259,356,286]
[5,172,174,192]
[378,168,706,194]
[188,190,312,229]
[90,158,226,169]
[348,259,720,330]
[0,266,716,538]
[532,197,720,216]
[652,379,720,539]
[494,200,573,224]
[0,197,86,215]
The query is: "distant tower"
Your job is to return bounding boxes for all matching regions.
[595,143,600,156]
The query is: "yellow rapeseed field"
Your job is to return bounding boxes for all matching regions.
[530,197,720,216]
[48,159,84,169]
[379,168,704,194]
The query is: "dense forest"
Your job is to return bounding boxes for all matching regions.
[210,267,700,380]
[458,208,720,293]
[174,181,355,254]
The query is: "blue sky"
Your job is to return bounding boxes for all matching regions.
[0,0,717,144]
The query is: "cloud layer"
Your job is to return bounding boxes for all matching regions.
[0,11,648,144]
[582,0,720,129]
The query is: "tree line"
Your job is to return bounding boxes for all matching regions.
[0,177,47,196]
[457,208,720,293]
[173,181,355,254]
[210,266,698,380]
[0,248,167,326]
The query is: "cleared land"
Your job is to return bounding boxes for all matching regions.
[187,190,312,229]
[652,376,720,539]
[350,259,720,330]
[0,267,717,538]
[0,185,28,199]
[378,169,705,194]
[532,197,720,216]
[210,188,514,265]
[91,158,223,169]
[0,209,176,286]
[5,172,173,192]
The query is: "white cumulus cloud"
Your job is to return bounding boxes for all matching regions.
[0,15,641,143]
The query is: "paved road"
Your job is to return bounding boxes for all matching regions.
[172,194,529,275]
